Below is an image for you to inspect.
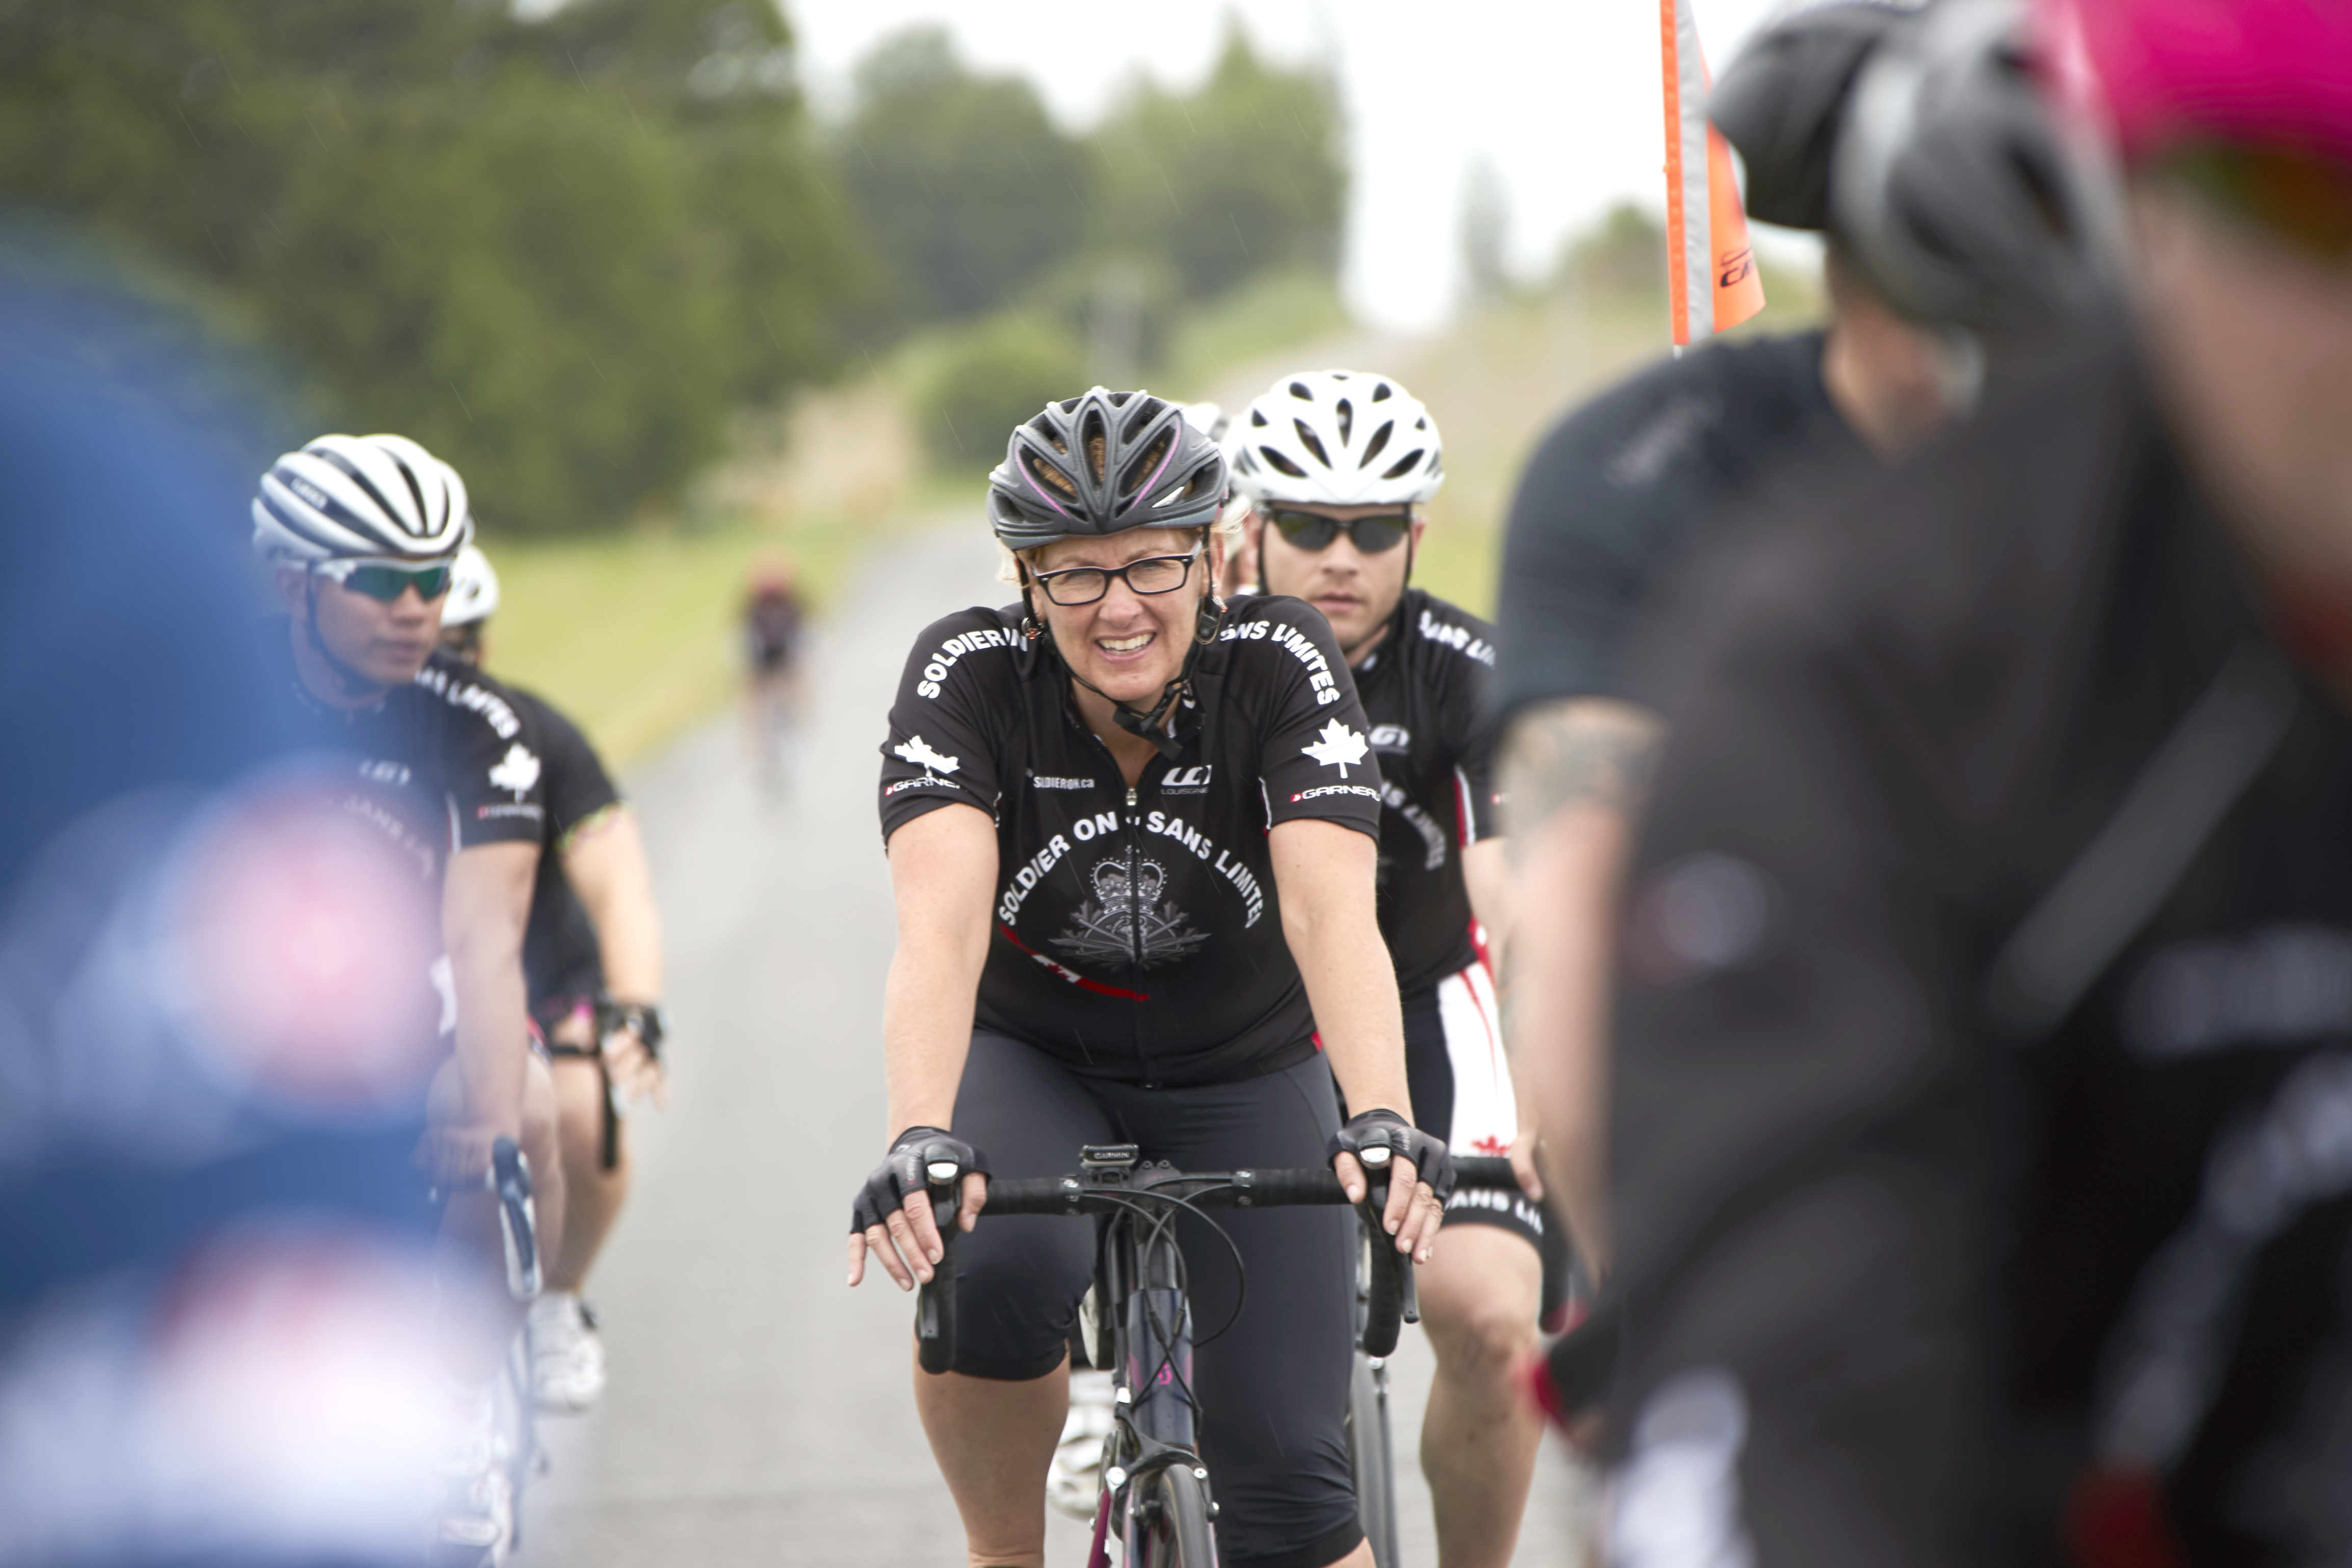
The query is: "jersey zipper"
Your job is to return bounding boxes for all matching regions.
[1126,783,1149,1085]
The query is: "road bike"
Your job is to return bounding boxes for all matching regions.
[1347,1153,1521,1568]
[430,1137,543,1568]
[913,1143,1523,1567]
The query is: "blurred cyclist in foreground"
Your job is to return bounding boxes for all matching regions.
[440,545,668,1415]
[1600,0,2352,1559]
[1497,0,2110,1282]
[0,230,445,1568]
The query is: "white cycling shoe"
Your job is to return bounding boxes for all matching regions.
[430,1383,513,1565]
[1050,1368,1117,1520]
[529,1291,608,1415]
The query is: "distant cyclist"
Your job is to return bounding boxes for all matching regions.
[742,555,806,793]
[1600,0,2352,1556]
[1229,369,1547,1568]
[440,543,669,1415]
[251,433,565,1560]
[849,387,1450,1568]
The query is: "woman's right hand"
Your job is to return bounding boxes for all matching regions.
[846,1127,990,1290]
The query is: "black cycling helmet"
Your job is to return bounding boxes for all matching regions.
[988,387,1226,552]
[1709,1,1924,233]
[1833,0,2121,331]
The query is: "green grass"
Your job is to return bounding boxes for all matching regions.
[475,509,889,767]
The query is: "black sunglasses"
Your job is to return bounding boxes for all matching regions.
[320,561,455,603]
[1263,507,1412,555]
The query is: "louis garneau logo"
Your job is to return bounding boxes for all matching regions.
[887,735,965,796]
[1369,724,1412,752]
[1161,764,1213,795]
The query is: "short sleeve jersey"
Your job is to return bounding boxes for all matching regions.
[1350,588,1499,996]
[506,685,625,1014]
[878,595,1383,1088]
[1493,330,1870,727]
[283,640,548,885]
[279,640,547,1043]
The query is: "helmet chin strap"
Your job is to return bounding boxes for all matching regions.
[301,576,390,701]
[1021,566,1225,763]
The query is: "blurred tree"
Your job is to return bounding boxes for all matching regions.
[834,27,1089,325]
[917,309,1085,472]
[1458,154,1511,307]
[1091,24,1346,304]
[0,0,860,535]
[1555,202,1668,299]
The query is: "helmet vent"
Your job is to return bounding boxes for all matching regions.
[1293,420,1331,469]
[1080,407,1108,483]
[1371,382,1393,402]
[1250,408,1269,427]
[1334,398,1353,445]
[1380,449,1426,482]
[1121,430,1174,499]
[1259,445,1309,479]
[1025,449,1078,499]
[1288,381,1313,401]
[1358,420,1393,469]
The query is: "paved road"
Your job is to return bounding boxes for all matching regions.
[531,524,1595,1565]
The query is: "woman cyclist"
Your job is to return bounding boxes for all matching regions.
[848,387,1451,1568]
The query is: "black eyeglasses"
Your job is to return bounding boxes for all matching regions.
[1263,507,1412,555]
[316,560,455,603]
[1031,548,1202,607]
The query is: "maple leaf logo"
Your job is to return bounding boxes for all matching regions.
[488,743,541,798]
[894,734,960,777]
[1301,719,1370,778]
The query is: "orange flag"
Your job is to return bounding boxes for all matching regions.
[1661,0,1767,345]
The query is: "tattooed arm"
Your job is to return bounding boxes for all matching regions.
[1497,696,1663,1277]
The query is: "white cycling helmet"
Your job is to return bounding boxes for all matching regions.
[251,432,471,565]
[1227,370,1444,508]
[441,543,500,628]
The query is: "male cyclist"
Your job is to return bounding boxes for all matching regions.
[251,432,565,1560]
[440,543,668,1414]
[849,388,1450,1568]
[1227,370,1544,1568]
[1495,0,2108,1279]
[1602,0,2352,1556]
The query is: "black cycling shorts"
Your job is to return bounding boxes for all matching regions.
[948,1029,1363,1568]
[1401,965,1545,1252]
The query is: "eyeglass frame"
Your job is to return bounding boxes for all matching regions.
[1028,545,1206,607]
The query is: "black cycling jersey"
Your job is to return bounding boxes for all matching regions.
[507,685,624,1021]
[277,636,547,1044]
[279,636,548,884]
[877,594,1383,1087]
[1606,327,2352,1563]
[1350,587,1499,995]
[1493,330,1870,728]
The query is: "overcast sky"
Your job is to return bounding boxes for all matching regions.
[786,0,1800,332]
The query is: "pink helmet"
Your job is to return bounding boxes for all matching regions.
[2037,0,2352,167]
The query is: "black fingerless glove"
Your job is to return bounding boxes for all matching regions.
[1328,1108,1455,1204]
[849,1126,990,1235]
